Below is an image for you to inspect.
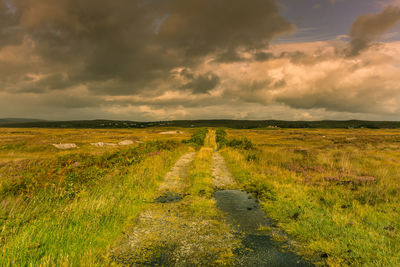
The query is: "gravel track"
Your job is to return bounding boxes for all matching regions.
[211,152,236,189]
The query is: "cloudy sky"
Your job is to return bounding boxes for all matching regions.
[1,0,400,121]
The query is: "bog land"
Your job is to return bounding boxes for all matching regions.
[0,127,399,266]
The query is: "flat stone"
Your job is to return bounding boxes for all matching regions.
[52,143,78,150]
[118,140,134,146]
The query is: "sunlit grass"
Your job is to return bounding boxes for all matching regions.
[220,128,400,266]
[2,127,399,266]
[0,128,189,266]
[0,127,192,163]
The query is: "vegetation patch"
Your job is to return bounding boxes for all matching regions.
[216,129,254,150]
[183,128,209,147]
[220,128,400,266]
[0,140,179,198]
[0,133,188,266]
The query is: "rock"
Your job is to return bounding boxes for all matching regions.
[91,142,117,147]
[118,140,134,146]
[52,143,78,150]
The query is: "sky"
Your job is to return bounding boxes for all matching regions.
[1,0,400,121]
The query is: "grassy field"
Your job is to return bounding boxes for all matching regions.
[0,128,192,265]
[0,128,191,162]
[218,128,400,266]
[1,127,399,266]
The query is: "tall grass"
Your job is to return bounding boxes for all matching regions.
[0,141,188,266]
[221,129,400,266]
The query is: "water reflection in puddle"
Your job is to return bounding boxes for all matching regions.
[215,190,314,267]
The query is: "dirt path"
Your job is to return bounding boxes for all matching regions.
[158,152,196,195]
[110,150,239,266]
[208,129,236,189]
[211,152,237,189]
[110,131,313,266]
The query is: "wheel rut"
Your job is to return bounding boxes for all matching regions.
[211,152,236,190]
[156,152,196,200]
[110,149,239,266]
[111,130,314,266]
[210,132,314,266]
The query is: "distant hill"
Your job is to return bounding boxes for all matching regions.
[1,119,400,129]
[0,118,47,125]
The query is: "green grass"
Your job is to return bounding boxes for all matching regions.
[0,139,188,266]
[0,127,192,163]
[216,129,253,150]
[2,127,400,266]
[183,128,209,147]
[219,128,400,266]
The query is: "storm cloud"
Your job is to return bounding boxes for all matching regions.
[181,72,220,94]
[347,5,400,56]
[1,0,400,121]
[0,0,293,96]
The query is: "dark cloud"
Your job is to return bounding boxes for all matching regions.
[4,0,400,121]
[0,1,5,20]
[347,5,400,56]
[158,0,294,56]
[253,52,274,62]
[0,0,293,96]
[0,1,21,48]
[181,71,220,94]
[213,49,246,63]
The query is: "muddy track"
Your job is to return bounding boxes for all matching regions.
[110,131,314,266]
[110,151,239,266]
[209,132,314,266]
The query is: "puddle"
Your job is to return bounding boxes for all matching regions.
[215,190,314,267]
[154,191,183,203]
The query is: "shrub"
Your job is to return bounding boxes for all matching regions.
[215,129,229,149]
[183,128,209,146]
[227,138,254,150]
[0,140,181,198]
[244,182,276,201]
[215,129,254,150]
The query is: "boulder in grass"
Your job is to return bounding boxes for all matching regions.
[118,140,134,146]
[52,143,78,150]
